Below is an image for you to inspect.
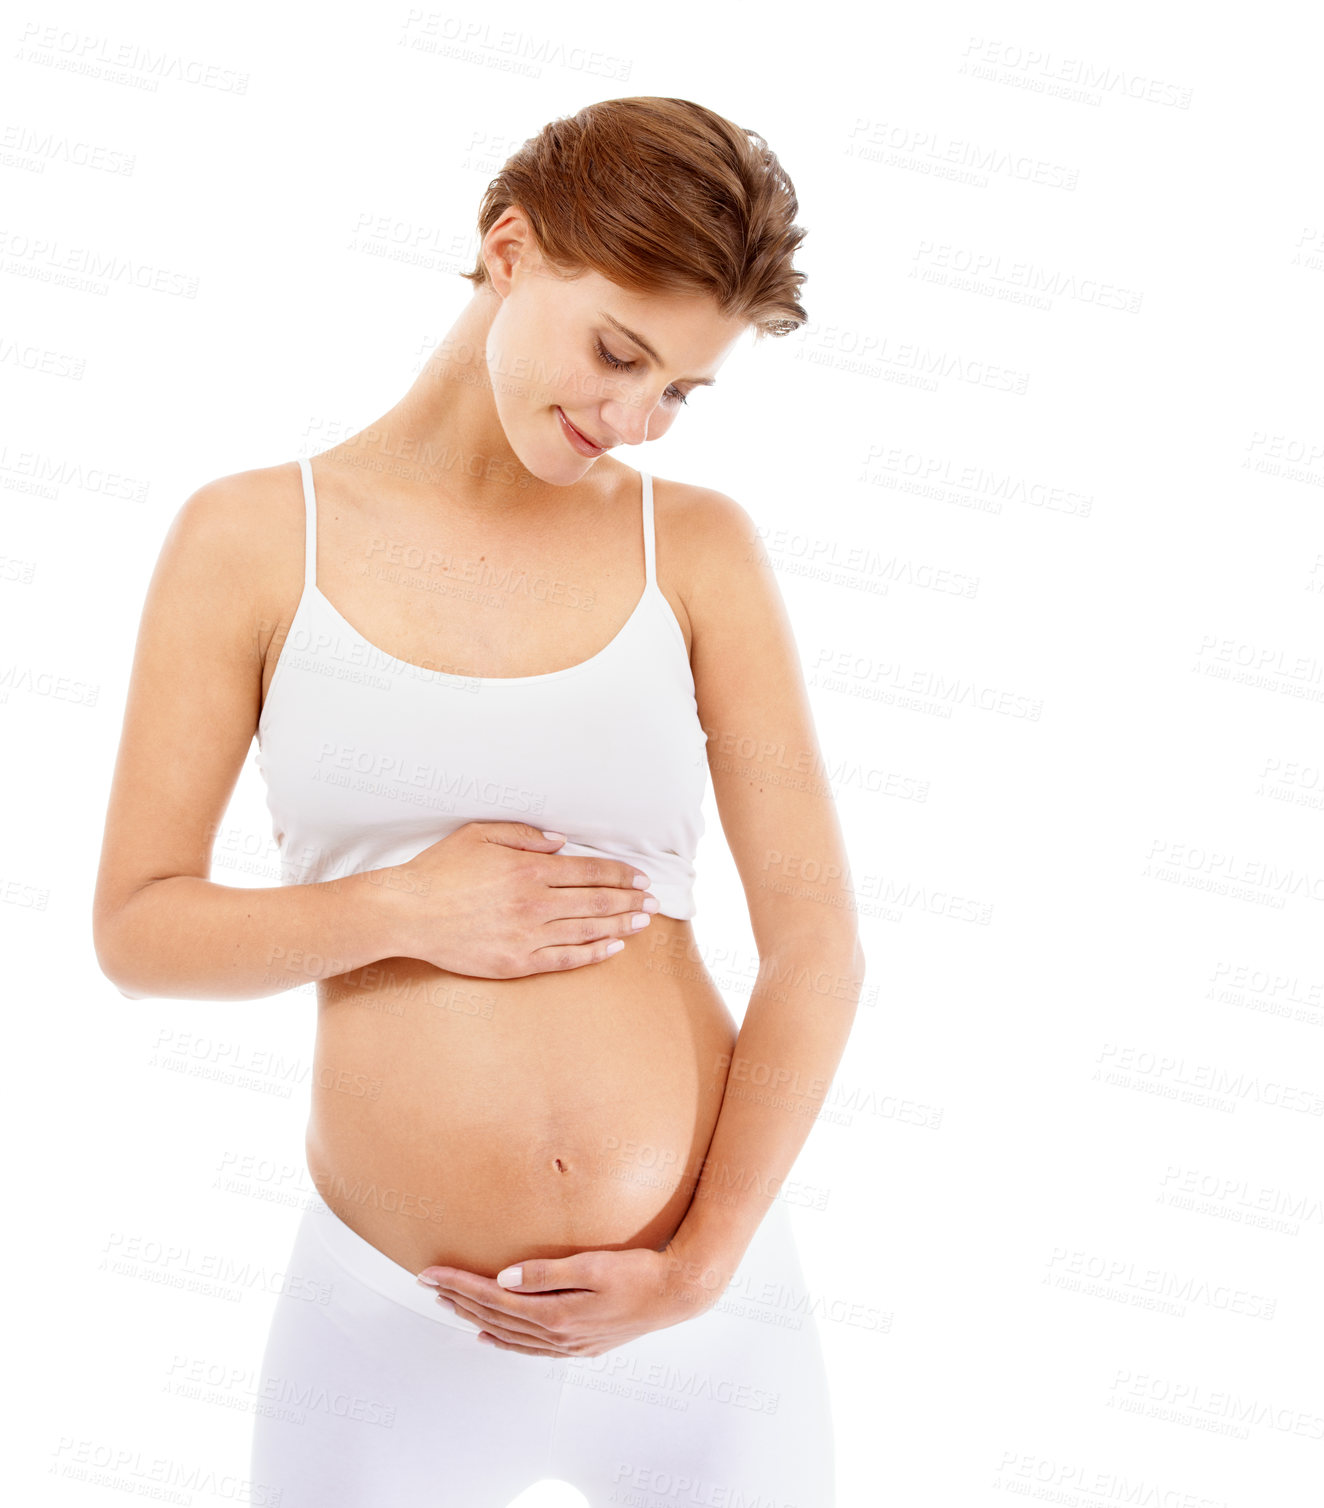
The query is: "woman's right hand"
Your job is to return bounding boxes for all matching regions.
[380,821,659,978]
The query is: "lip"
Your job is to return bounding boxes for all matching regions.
[556,406,607,455]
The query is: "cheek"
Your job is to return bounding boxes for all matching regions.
[561,361,606,407]
[484,303,543,402]
[484,330,516,402]
[487,344,543,411]
[647,405,680,438]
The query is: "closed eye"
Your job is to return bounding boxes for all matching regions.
[595,337,688,406]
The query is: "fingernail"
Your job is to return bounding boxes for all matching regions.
[496,1266,522,1288]
[633,873,650,889]
[416,1273,442,1287]
[641,895,659,912]
[606,940,625,955]
[542,830,566,842]
[630,912,651,929]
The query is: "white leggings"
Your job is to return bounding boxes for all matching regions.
[249,1191,836,1506]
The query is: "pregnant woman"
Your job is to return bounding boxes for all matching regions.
[93,97,865,1505]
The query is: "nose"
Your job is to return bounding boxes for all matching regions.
[600,393,665,446]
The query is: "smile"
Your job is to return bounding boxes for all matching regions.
[556,407,607,455]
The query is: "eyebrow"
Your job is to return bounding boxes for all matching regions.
[598,311,719,387]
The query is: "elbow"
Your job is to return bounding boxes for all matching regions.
[92,909,151,1002]
[760,927,868,1009]
[842,936,868,1010]
[98,959,152,1003]
[94,943,144,1001]
[763,923,866,973]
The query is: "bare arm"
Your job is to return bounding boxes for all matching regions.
[92,468,653,1002]
[99,874,406,1002]
[661,488,866,1280]
[91,469,396,999]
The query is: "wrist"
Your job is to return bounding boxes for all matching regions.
[338,865,419,961]
[655,1241,729,1317]
[659,1223,749,1301]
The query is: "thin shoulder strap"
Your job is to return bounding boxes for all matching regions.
[641,470,656,587]
[297,457,318,592]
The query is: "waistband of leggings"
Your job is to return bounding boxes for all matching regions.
[304,1194,482,1334]
[304,1190,797,1334]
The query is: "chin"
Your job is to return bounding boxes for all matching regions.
[515,442,588,489]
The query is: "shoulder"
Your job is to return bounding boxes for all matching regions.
[652,474,756,547]
[164,461,298,560]
[651,474,778,631]
[148,462,306,655]
[156,460,303,594]
[651,473,763,582]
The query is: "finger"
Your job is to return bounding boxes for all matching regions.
[434,1288,568,1351]
[478,1330,567,1357]
[528,938,633,971]
[424,1256,595,1311]
[418,1265,557,1321]
[471,1312,575,1354]
[427,1281,566,1340]
[538,890,659,933]
[438,1292,560,1343]
[494,1256,597,1295]
[542,856,652,894]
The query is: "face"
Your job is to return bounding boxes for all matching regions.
[481,207,749,478]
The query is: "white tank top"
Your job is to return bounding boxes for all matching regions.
[255,458,709,920]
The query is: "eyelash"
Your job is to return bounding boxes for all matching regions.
[594,337,688,406]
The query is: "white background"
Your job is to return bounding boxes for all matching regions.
[3,1,1321,1504]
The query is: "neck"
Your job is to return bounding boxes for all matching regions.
[328,288,582,517]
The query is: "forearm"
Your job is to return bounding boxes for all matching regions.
[666,936,866,1283]
[96,867,404,1002]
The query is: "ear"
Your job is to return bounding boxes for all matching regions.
[482,205,535,296]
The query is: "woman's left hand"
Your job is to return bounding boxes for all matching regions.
[416,1245,720,1357]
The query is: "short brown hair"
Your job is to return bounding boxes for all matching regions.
[460,96,808,339]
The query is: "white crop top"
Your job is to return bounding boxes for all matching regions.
[254,458,709,920]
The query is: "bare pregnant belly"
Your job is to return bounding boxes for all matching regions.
[304,918,739,1278]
